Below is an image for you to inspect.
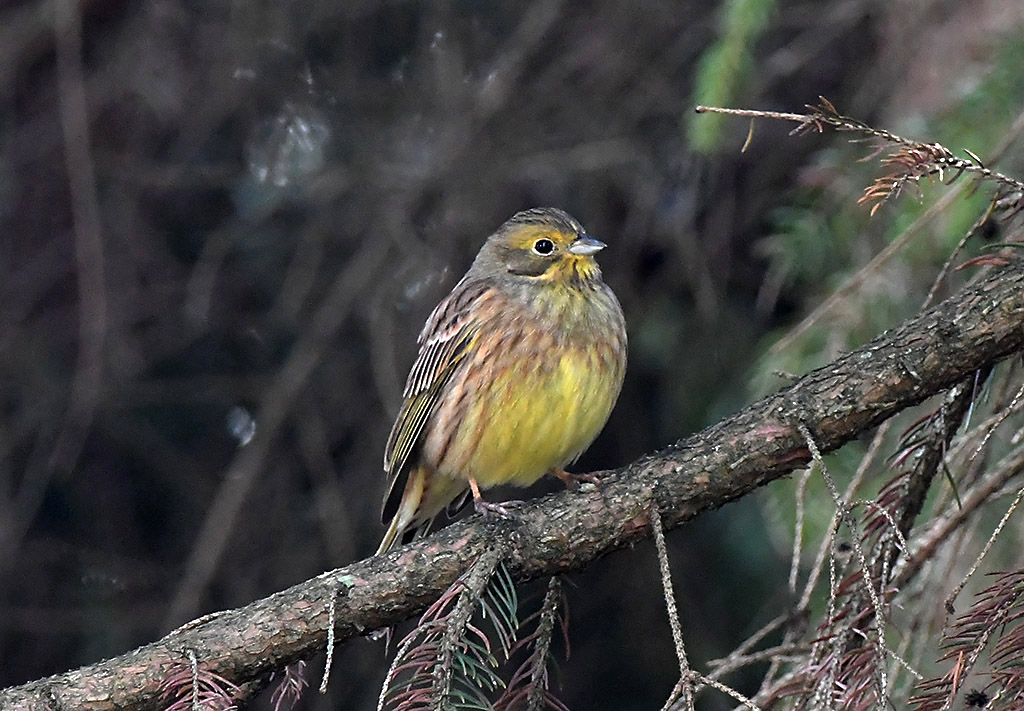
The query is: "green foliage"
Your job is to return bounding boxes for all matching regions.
[494,578,570,711]
[689,0,778,151]
[934,33,1024,157]
[380,556,518,711]
[380,562,572,711]
[750,31,1024,395]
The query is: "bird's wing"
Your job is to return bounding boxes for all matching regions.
[380,280,482,523]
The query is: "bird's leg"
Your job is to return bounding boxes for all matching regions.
[469,477,517,519]
[550,467,600,489]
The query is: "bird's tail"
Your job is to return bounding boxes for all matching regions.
[376,468,426,556]
[376,515,404,556]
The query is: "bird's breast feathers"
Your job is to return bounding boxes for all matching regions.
[421,286,625,488]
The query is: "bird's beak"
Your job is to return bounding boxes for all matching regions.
[568,234,606,255]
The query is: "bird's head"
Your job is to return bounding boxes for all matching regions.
[471,207,606,286]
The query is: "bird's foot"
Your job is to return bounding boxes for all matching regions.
[473,497,522,520]
[468,476,521,519]
[551,467,600,489]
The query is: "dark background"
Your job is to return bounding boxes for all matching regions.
[2,1,1024,709]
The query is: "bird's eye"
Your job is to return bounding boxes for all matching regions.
[532,238,555,255]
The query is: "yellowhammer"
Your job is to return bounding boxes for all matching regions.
[377,207,627,554]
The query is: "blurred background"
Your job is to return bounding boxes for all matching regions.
[2,0,1024,709]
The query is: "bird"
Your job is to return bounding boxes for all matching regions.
[376,207,627,555]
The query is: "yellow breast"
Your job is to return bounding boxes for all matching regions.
[422,284,626,489]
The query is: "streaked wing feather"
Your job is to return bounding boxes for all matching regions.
[383,334,465,473]
[381,283,480,522]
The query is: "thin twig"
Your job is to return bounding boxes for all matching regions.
[896,443,1024,589]
[377,623,425,711]
[319,582,338,694]
[525,577,562,711]
[652,506,693,711]
[707,614,789,673]
[724,100,1024,356]
[51,0,107,478]
[799,422,890,698]
[696,102,1024,198]
[695,105,811,124]
[188,649,199,711]
[756,423,887,699]
[435,549,504,707]
[965,380,1024,470]
[790,467,814,593]
[682,671,761,711]
[706,643,809,678]
[944,484,1024,612]
[922,201,996,309]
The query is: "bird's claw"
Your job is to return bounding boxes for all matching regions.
[552,468,601,489]
[473,498,522,520]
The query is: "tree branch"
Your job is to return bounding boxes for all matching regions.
[4,260,1024,711]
